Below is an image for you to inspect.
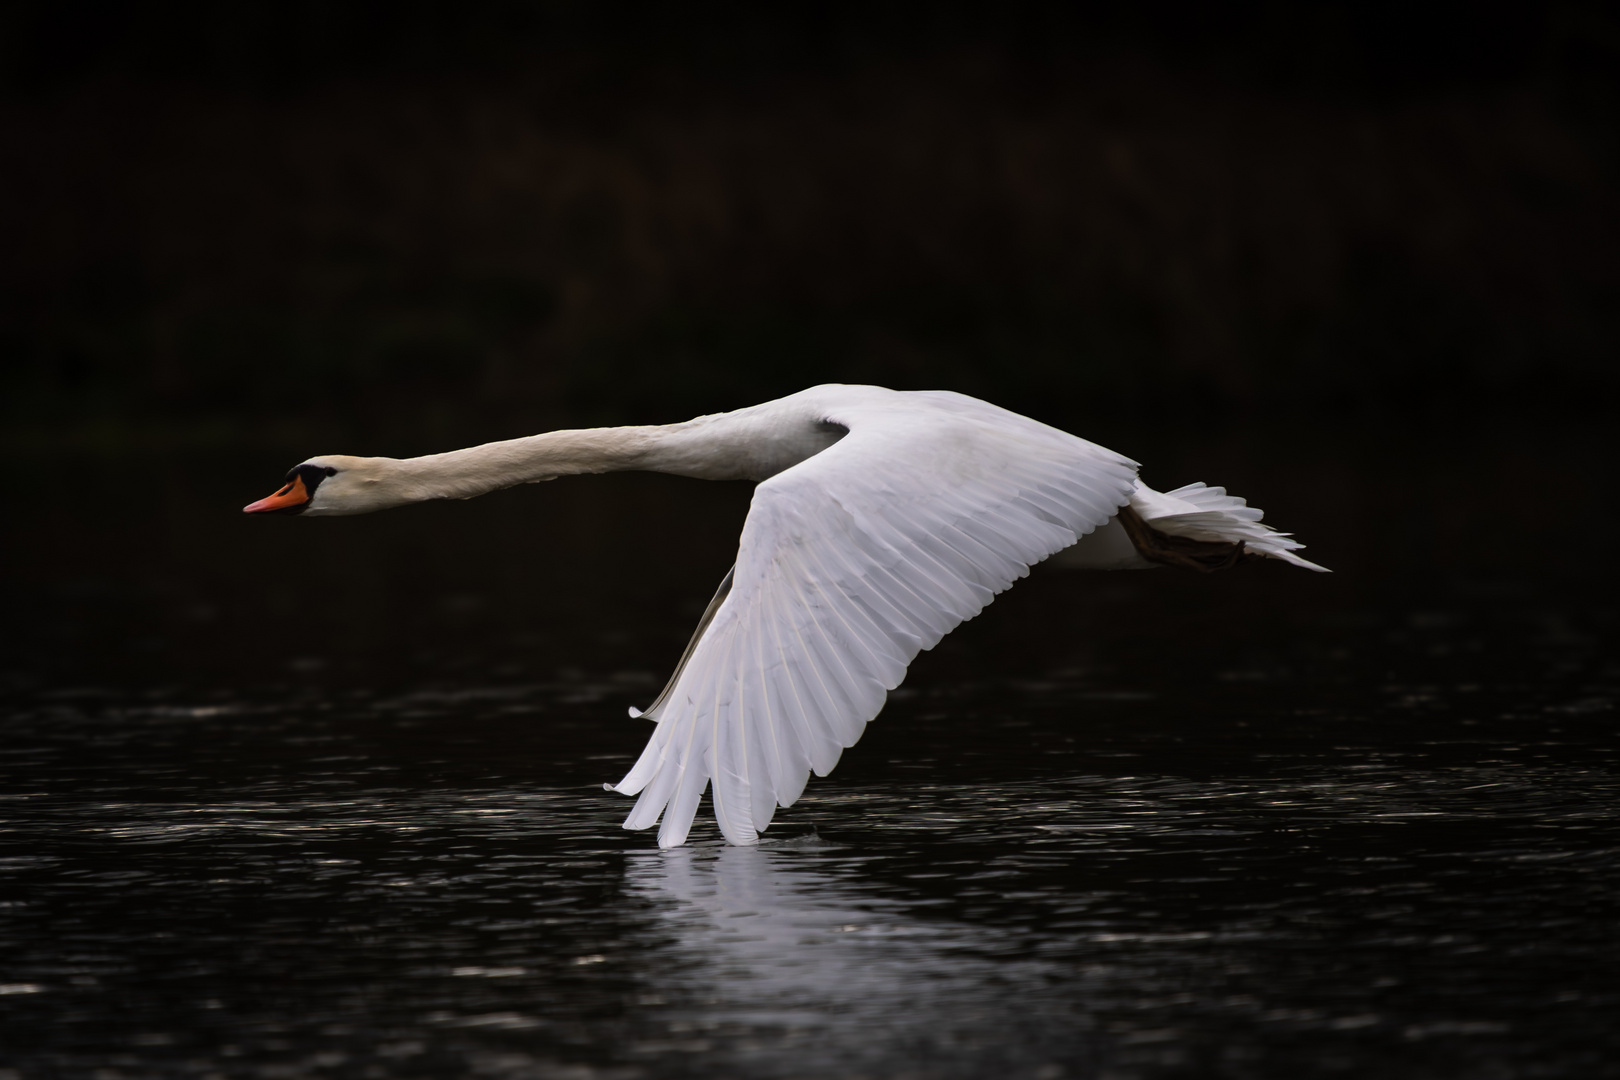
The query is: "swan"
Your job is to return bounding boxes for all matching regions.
[244,384,1326,847]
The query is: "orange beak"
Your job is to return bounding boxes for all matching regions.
[243,474,311,514]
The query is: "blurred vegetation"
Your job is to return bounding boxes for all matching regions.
[2,1,1617,449]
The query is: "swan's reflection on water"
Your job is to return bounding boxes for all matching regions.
[621,839,1096,1078]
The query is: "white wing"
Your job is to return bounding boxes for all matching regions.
[606,389,1139,847]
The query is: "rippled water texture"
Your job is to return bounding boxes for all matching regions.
[2,434,1617,1078]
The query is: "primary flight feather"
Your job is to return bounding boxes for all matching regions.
[245,385,1325,847]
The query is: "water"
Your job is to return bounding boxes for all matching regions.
[2,434,1618,1077]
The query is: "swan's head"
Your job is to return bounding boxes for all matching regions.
[243,455,404,517]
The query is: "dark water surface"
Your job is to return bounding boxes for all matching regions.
[2,429,1617,1078]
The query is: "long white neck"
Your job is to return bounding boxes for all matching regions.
[306,405,844,515]
[399,423,710,498]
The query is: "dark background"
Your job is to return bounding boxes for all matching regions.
[2,0,1617,688]
[3,8,1620,1077]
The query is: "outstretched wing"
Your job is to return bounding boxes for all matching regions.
[607,390,1139,847]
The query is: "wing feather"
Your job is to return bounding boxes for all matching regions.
[763,585,834,782]
[610,388,1139,845]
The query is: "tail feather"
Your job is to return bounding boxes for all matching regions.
[1134,482,1329,572]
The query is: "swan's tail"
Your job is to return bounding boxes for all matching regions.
[1130,481,1329,572]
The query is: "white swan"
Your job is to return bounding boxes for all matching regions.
[245,384,1326,847]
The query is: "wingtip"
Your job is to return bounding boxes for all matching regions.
[627,705,643,718]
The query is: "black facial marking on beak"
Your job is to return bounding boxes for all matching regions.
[287,463,334,496]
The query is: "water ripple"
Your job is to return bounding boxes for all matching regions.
[2,664,1617,1078]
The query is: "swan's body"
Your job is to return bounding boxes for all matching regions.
[246,385,1325,847]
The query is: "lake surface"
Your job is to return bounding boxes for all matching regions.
[2,429,1616,1078]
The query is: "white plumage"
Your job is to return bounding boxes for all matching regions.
[245,384,1327,848]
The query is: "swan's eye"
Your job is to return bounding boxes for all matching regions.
[324,466,337,477]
